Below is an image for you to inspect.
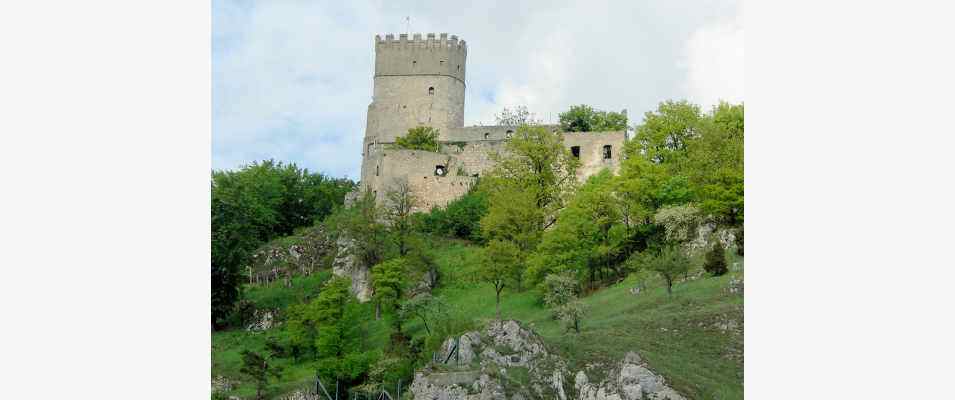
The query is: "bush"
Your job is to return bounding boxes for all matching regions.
[394,126,440,152]
[415,187,487,242]
[703,241,728,276]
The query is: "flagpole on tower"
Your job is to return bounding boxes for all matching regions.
[405,16,411,35]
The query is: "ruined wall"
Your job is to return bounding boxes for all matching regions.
[563,130,627,179]
[362,149,475,212]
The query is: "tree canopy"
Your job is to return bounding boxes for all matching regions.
[394,126,440,152]
[558,104,628,132]
[211,160,355,329]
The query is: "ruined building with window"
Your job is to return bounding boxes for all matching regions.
[359,33,627,211]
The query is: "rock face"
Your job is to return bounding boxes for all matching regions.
[248,225,334,286]
[687,224,737,254]
[245,309,274,332]
[331,236,373,302]
[410,320,685,400]
[574,352,686,400]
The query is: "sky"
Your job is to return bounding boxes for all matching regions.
[212,0,744,180]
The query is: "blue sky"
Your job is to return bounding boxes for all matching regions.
[212,0,743,180]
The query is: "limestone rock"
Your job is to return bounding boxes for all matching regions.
[413,323,686,400]
[246,309,274,332]
[331,237,372,302]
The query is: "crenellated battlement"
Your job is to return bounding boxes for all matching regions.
[375,33,467,52]
[373,32,468,83]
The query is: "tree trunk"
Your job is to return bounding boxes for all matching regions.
[666,277,673,295]
[421,315,431,335]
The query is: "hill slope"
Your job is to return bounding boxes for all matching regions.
[212,237,743,399]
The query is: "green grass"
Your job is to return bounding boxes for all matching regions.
[417,238,744,400]
[213,236,743,400]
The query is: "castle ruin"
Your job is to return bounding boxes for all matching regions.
[359,33,627,211]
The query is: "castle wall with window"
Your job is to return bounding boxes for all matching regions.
[356,33,628,210]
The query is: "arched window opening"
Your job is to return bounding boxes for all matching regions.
[571,146,580,159]
[412,60,417,68]
[603,145,612,160]
[434,165,447,177]
[505,130,514,139]
[428,87,434,95]
[484,132,490,140]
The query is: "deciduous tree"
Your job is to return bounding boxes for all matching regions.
[395,126,440,152]
[481,240,521,325]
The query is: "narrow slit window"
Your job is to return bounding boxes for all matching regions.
[571,146,580,159]
[375,164,379,176]
[603,145,612,160]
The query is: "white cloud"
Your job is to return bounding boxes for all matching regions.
[213,0,744,179]
[683,3,745,109]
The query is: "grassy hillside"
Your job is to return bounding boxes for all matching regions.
[421,239,744,400]
[213,237,743,399]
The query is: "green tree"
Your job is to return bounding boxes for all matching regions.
[310,276,375,385]
[385,179,418,256]
[481,240,522,324]
[239,350,281,400]
[400,293,449,336]
[541,273,579,314]
[648,246,691,295]
[326,190,392,270]
[481,125,579,251]
[630,100,703,165]
[558,104,628,132]
[703,241,728,276]
[371,258,409,332]
[211,160,354,329]
[525,170,626,290]
[394,126,440,152]
[684,102,744,225]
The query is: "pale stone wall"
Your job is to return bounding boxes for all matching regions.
[361,33,468,185]
[563,130,627,179]
[357,33,629,215]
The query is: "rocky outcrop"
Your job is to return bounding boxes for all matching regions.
[246,309,275,332]
[574,352,686,400]
[686,223,737,254]
[411,320,685,400]
[247,226,334,286]
[331,236,373,302]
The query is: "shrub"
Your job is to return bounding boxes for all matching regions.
[648,246,691,295]
[415,186,488,242]
[394,126,440,152]
[541,273,579,311]
[703,241,728,276]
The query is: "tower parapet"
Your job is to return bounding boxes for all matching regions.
[374,33,467,83]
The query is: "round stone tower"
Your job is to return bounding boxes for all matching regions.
[361,33,467,184]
